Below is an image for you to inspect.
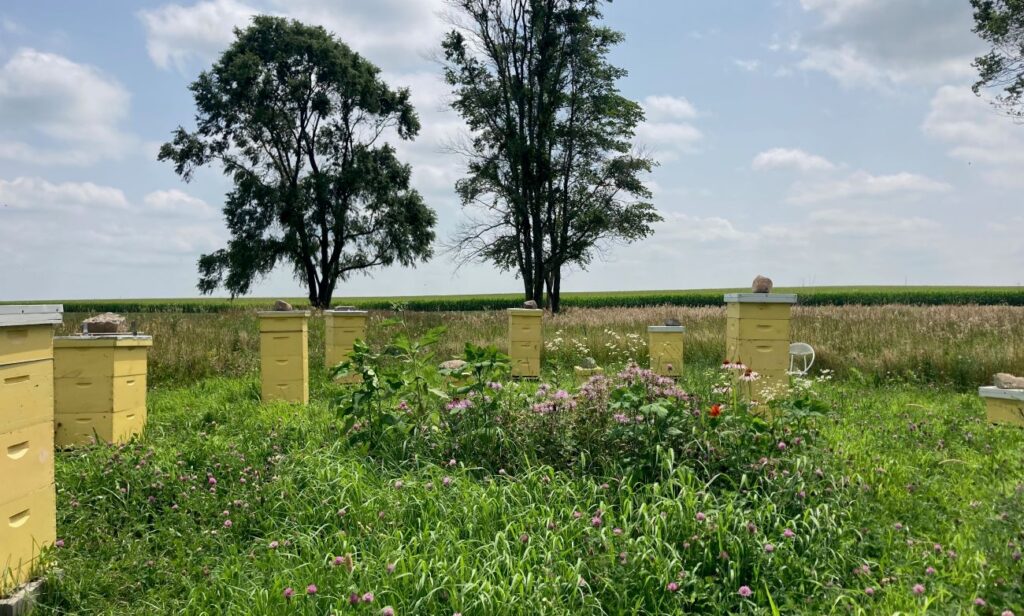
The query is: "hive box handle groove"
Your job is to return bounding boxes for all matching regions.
[4,374,30,385]
[8,509,30,528]
[6,441,29,459]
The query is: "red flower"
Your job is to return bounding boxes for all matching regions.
[709,404,722,418]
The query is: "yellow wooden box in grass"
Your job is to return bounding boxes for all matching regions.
[508,309,542,378]
[648,325,684,377]
[0,304,61,596]
[979,387,1024,428]
[324,309,367,383]
[258,311,310,404]
[724,293,797,400]
[53,335,153,448]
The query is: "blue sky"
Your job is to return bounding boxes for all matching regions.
[1,0,1022,301]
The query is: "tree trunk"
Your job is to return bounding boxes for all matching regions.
[550,267,561,314]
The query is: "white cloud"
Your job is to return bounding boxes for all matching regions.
[637,95,703,160]
[923,85,1024,185]
[655,212,754,243]
[138,0,257,70]
[787,170,951,204]
[142,189,219,218]
[792,0,982,90]
[752,147,836,172]
[806,208,940,237]
[643,95,698,121]
[138,0,447,72]
[0,49,135,165]
[0,177,129,212]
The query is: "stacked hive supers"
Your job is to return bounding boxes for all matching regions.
[0,305,62,595]
[648,325,685,377]
[508,309,542,378]
[325,309,368,383]
[724,293,797,400]
[258,311,310,403]
[53,335,153,447]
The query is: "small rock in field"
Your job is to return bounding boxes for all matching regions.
[440,359,468,371]
[752,275,773,293]
[273,300,293,311]
[993,373,1024,389]
[83,312,128,334]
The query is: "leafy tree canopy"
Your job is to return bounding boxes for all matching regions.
[160,16,436,307]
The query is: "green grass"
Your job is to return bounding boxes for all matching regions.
[7,285,1024,313]
[35,372,1024,615]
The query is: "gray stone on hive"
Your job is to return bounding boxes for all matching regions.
[522,300,539,309]
[751,275,774,294]
[664,318,681,327]
[82,312,128,334]
[579,356,598,369]
[993,373,1024,389]
[273,299,294,311]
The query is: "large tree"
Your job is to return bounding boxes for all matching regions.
[160,16,437,308]
[443,0,660,312]
[972,0,1024,118]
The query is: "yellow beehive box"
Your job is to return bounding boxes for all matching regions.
[508,309,542,378]
[53,335,152,448]
[724,293,796,401]
[0,360,53,435]
[648,326,685,377]
[258,312,310,404]
[0,305,60,597]
[324,310,368,384]
[0,483,56,595]
[0,422,54,507]
[0,306,61,436]
[979,387,1024,427]
[54,409,147,447]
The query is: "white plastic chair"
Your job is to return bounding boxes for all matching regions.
[789,342,816,375]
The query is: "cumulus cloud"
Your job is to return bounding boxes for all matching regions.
[791,0,983,90]
[0,49,135,165]
[142,189,219,218]
[637,95,703,160]
[0,177,129,212]
[138,0,447,72]
[752,148,836,172]
[923,85,1024,185]
[787,170,951,204]
[0,176,225,278]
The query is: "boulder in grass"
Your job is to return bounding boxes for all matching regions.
[994,373,1024,389]
[273,299,293,311]
[83,312,128,334]
[522,300,539,309]
[752,275,773,294]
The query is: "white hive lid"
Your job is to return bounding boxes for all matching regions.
[724,293,798,304]
[979,386,1024,401]
[0,304,64,327]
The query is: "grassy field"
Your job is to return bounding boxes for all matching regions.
[9,285,1024,312]
[35,372,1024,614]
[57,304,1024,389]
[15,301,1024,614]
